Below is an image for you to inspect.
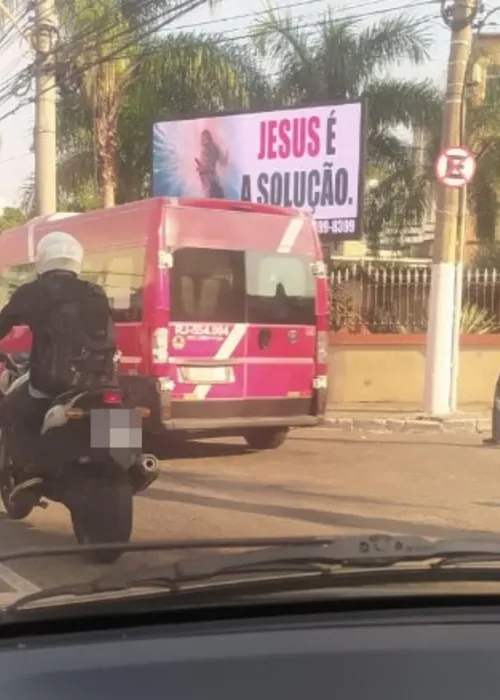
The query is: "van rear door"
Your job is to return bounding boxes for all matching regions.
[244,251,316,418]
[168,247,247,409]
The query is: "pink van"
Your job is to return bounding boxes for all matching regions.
[0,197,329,452]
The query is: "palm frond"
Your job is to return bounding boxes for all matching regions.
[364,78,442,131]
[356,15,433,79]
[364,145,430,252]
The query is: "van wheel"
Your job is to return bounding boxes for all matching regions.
[244,429,288,451]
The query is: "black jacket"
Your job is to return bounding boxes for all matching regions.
[0,271,113,395]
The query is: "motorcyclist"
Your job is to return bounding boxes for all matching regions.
[0,230,116,471]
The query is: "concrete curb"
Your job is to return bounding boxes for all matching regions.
[324,416,491,434]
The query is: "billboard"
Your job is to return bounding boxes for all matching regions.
[152,101,366,240]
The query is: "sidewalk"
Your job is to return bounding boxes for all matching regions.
[324,402,492,435]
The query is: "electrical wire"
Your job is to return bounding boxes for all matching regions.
[40,0,438,93]
[53,0,210,55]
[0,5,31,53]
[0,152,33,165]
[0,0,439,122]
[17,0,433,77]
[96,0,387,42]
[0,0,434,98]
[0,0,202,99]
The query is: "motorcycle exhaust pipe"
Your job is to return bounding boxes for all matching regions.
[130,453,160,493]
[139,453,159,476]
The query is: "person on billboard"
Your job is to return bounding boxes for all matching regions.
[195,129,228,199]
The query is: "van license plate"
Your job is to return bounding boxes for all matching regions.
[181,366,232,383]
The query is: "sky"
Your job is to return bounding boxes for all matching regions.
[0,0,452,208]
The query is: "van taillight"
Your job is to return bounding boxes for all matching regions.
[316,330,328,365]
[313,330,328,418]
[152,327,169,364]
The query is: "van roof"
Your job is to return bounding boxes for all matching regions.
[1,198,319,267]
[20,197,305,223]
[17,197,307,232]
[164,197,303,218]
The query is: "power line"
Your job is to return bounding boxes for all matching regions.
[0,0,435,101]
[0,5,31,53]
[50,0,439,90]
[0,0,210,100]
[0,152,33,165]
[0,1,438,121]
[31,0,406,83]
[54,0,210,57]
[131,0,379,35]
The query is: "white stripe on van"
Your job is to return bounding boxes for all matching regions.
[27,216,42,262]
[277,216,304,254]
[192,323,247,400]
[162,198,180,248]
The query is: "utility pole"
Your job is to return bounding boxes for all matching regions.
[423,0,477,415]
[34,0,57,216]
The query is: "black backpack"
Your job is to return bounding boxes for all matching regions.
[38,275,117,394]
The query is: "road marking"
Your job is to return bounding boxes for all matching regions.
[0,563,39,594]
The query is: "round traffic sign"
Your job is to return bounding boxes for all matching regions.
[435,146,476,188]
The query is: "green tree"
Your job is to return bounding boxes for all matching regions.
[466,95,500,245]
[9,0,222,208]
[115,34,271,202]
[253,9,442,250]
[43,32,270,208]
[55,0,222,207]
[0,206,26,232]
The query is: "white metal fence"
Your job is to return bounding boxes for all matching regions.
[329,260,500,333]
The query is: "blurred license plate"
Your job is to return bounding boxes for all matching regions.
[181,366,232,383]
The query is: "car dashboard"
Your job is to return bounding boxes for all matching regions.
[1,597,500,700]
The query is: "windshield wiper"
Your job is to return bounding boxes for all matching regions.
[6,534,500,615]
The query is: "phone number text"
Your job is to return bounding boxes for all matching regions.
[315,218,357,235]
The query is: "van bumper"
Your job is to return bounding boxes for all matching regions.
[162,414,320,432]
[162,397,321,433]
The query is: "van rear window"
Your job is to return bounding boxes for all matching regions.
[81,246,144,322]
[170,248,245,323]
[170,247,315,326]
[245,252,315,326]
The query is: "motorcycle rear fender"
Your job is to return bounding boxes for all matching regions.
[0,369,10,396]
[5,372,29,396]
[40,392,87,435]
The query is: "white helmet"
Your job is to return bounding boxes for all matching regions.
[35,231,84,276]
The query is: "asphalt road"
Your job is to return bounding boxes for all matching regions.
[0,427,500,602]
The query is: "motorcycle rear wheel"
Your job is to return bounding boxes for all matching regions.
[70,469,133,564]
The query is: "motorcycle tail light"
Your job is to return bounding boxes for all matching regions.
[101,390,122,406]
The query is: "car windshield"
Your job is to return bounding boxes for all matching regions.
[0,0,496,618]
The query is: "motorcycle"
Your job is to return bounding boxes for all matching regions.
[0,351,160,563]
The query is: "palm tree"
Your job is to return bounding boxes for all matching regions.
[22,32,271,211]
[253,8,443,250]
[8,0,222,209]
[54,0,223,208]
[115,34,271,202]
